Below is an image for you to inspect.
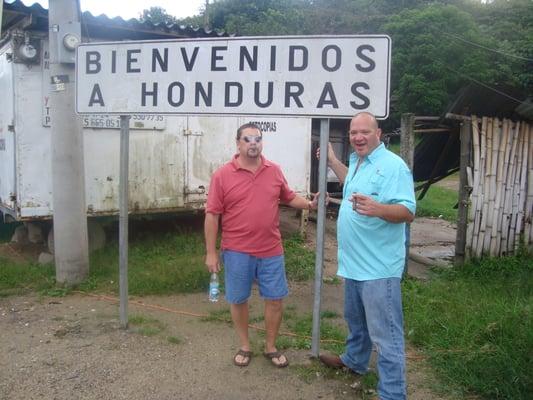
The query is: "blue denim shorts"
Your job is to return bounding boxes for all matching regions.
[222,250,289,304]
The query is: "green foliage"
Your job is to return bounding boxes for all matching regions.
[0,257,56,296]
[403,254,533,399]
[85,231,209,295]
[202,308,232,323]
[177,0,532,123]
[139,6,178,24]
[471,0,533,93]
[416,185,458,222]
[383,4,497,117]
[0,228,315,296]
[275,312,346,354]
[167,335,183,345]
[283,233,316,281]
[129,314,166,336]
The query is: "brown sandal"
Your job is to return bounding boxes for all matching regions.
[233,349,252,367]
[263,351,289,368]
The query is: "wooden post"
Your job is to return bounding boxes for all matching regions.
[455,120,471,265]
[400,113,415,169]
[400,113,414,277]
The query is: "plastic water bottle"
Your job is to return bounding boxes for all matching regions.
[208,272,219,302]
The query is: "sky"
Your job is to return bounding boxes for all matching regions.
[21,0,206,20]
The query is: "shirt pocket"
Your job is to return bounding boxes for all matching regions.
[369,170,386,201]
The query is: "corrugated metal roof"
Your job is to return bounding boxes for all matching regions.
[2,0,228,40]
[444,83,532,122]
[412,82,531,186]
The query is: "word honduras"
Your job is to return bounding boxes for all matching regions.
[76,36,391,118]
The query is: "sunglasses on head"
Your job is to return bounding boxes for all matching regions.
[241,135,262,143]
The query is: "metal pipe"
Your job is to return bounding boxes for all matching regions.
[119,115,130,329]
[311,118,329,357]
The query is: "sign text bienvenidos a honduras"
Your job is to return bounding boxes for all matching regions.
[76,35,391,118]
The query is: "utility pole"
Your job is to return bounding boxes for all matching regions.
[204,0,209,30]
[48,0,89,285]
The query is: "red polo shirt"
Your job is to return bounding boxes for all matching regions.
[206,155,296,257]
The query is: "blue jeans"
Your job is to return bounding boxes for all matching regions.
[340,278,407,400]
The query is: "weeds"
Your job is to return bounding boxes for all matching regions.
[416,185,458,222]
[167,335,182,345]
[403,254,532,399]
[283,233,316,281]
[129,314,166,337]
[0,257,56,296]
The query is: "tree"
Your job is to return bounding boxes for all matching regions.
[139,6,178,25]
[383,4,500,116]
[472,0,533,94]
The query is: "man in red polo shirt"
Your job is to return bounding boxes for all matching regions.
[205,122,319,368]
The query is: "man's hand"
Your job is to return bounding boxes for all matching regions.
[351,193,414,223]
[309,192,330,210]
[205,252,220,273]
[316,142,348,184]
[351,193,382,217]
[315,142,336,166]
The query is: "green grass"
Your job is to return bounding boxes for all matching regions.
[167,335,182,345]
[82,230,209,295]
[416,185,458,222]
[274,310,346,355]
[403,254,533,399]
[0,229,315,297]
[202,308,232,323]
[129,314,166,336]
[0,257,56,296]
[283,233,316,281]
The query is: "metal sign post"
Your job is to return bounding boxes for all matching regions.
[311,119,330,357]
[119,115,130,329]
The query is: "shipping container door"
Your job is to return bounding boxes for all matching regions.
[84,115,188,215]
[0,46,17,215]
[238,116,312,196]
[184,116,239,206]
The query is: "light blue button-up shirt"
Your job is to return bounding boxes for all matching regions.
[337,143,416,280]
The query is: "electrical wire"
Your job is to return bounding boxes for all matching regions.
[443,65,528,105]
[442,31,533,62]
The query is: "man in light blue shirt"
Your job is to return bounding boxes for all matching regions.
[319,112,416,400]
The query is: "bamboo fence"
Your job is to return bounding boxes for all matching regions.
[466,116,532,258]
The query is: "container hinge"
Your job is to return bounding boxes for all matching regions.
[182,129,204,136]
[184,186,206,195]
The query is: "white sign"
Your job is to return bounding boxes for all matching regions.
[76,35,391,118]
[41,43,165,130]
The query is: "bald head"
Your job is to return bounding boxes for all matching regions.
[352,112,379,130]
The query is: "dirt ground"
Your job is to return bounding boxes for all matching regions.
[0,210,456,400]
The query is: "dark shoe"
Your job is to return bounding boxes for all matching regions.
[319,353,345,369]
